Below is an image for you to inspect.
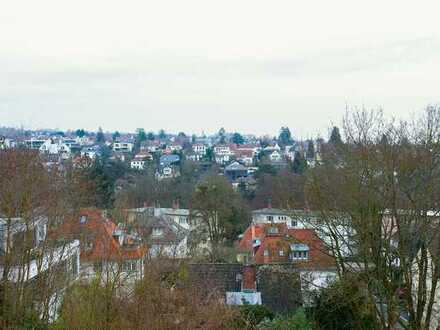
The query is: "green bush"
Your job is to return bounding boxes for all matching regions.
[257,308,313,330]
[235,304,275,329]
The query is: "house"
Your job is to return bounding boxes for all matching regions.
[140,140,162,153]
[39,138,72,159]
[113,141,134,153]
[252,208,356,258]
[234,149,255,166]
[80,145,102,159]
[192,143,207,155]
[131,152,153,170]
[269,150,283,162]
[55,209,147,283]
[0,216,80,321]
[160,154,180,166]
[168,143,183,152]
[252,208,303,229]
[237,223,337,305]
[129,209,189,259]
[224,161,248,182]
[214,145,234,164]
[76,136,92,146]
[185,152,203,162]
[25,138,46,150]
[264,143,281,153]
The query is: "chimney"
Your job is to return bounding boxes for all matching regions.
[267,198,272,209]
[172,199,180,210]
[242,265,256,291]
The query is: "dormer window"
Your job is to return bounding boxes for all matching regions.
[152,227,163,237]
[267,216,274,222]
[290,220,298,227]
[291,244,309,261]
[267,226,279,235]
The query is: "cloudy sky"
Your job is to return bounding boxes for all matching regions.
[1,0,440,137]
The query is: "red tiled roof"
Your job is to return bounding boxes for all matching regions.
[54,209,146,262]
[238,224,335,269]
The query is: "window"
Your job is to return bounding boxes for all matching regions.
[291,244,310,261]
[80,215,88,224]
[124,260,137,272]
[267,216,274,222]
[267,226,279,234]
[263,249,269,257]
[179,217,187,225]
[279,250,284,256]
[152,227,163,237]
[290,220,298,227]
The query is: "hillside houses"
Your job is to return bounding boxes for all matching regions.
[55,209,147,283]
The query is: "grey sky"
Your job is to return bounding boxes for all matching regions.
[1,0,440,138]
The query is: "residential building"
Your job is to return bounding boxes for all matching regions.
[80,145,102,159]
[55,209,147,283]
[237,223,337,305]
[0,216,80,321]
[192,143,207,155]
[224,161,248,182]
[39,138,72,159]
[113,141,134,153]
[131,152,153,170]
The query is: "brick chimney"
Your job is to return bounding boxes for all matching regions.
[242,265,256,291]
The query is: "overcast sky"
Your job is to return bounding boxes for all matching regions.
[1,0,440,137]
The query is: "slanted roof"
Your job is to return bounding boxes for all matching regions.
[55,209,146,261]
[225,161,247,172]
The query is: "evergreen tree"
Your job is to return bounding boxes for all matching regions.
[218,128,226,144]
[147,132,155,140]
[278,127,293,146]
[136,128,147,142]
[96,127,105,144]
[306,140,315,159]
[76,129,86,138]
[112,131,120,142]
[158,129,167,140]
[329,126,342,145]
[232,132,245,145]
[292,151,308,174]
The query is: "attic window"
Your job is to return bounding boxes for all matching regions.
[152,227,163,237]
[267,227,279,235]
[80,215,88,224]
[291,244,309,261]
[263,249,269,257]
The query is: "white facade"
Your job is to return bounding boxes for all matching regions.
[192,144,207,155]
[269,150,283,162]
[113,142,134,153]
[39,139,71,159]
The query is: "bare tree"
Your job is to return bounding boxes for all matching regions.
[306,107,440,329]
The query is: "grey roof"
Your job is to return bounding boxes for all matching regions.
[225,161,247,172]
[160,154,180,165]
[252,208,290,216]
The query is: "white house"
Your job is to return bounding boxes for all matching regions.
[131,152,152,170]
[269,150,283,162]
[39,139,71,159]
[113,141,134,153]
[192,144,207,155]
